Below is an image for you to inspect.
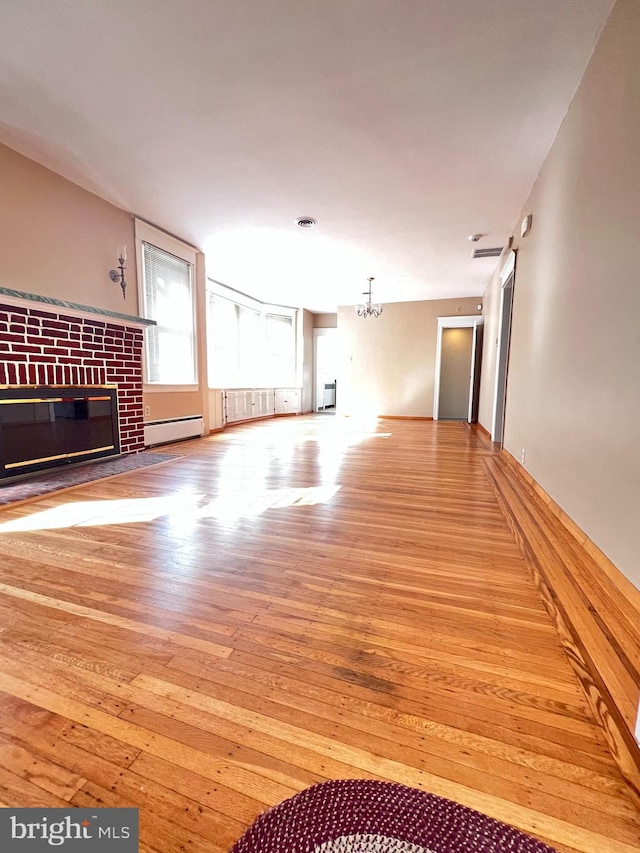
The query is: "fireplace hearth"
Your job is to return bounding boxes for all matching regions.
[0,385,120,481]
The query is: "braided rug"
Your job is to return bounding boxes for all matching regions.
[230,780,558,853]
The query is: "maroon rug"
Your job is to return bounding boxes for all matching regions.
[0,451,178,508]
[230,780,558,853]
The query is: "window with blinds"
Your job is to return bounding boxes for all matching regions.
[207,288,296,388]
[142,242,196,384]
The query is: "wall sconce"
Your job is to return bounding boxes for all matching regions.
[109,245,127,299]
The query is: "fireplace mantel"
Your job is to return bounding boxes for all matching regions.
[0,286,156,329]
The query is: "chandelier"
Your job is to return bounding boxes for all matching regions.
[356,277,383,318]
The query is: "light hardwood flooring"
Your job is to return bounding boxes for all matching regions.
[0,415,638,852]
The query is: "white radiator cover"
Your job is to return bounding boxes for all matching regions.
[225,389,276,423]
[224,388,300,423]
[144,415,204,446]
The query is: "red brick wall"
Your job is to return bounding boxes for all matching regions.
[0,301,144,453]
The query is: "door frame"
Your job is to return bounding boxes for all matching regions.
[433,315,483,421]
[491,250,516,444]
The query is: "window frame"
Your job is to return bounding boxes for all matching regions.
[135,220,198,390]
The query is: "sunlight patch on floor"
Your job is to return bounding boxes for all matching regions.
[197,485,341,521]
[0,494,204,532]
[0,485,341,532]
[300,431,391,443]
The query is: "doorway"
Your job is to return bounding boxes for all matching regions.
[313,328,338,413]
[491,251,515,444]
[433,315,483,422]
[439,327,473,419]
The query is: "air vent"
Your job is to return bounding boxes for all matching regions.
[472,246,503,259]
[297,217,317,228]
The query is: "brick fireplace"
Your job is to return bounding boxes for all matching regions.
[0,296,148,465]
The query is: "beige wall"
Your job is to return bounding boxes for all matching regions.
[337,298,481,418]
[144,390,204,424]
[0,143,137,312]
[0,143,210,428]
[313,313,338,328]
[479,0,640,588]
[302,309,314,413]
[193,251,210,429]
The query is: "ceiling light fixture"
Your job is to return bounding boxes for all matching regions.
[296,217,317,228]
[356,277,383,319]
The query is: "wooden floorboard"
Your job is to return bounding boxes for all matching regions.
[0,416,638,852]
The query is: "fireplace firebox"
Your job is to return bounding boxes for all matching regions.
[0,386,120,481]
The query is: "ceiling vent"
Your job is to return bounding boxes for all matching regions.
[297,217,317,228]
[471,246,503,259]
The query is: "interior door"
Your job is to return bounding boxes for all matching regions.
[438,327,474,420]
[433,317,483,420]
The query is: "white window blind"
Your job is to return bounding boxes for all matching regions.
[142,242,195,384]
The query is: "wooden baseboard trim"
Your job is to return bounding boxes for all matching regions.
[378,415,434,421]
[484,451,640,803]
[221,412,308,430]
[208,427,224,434]
[469,422,500,450]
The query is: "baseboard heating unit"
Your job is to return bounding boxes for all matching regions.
[144,415,204,447]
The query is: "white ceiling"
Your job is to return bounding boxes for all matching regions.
[0,0,614,312]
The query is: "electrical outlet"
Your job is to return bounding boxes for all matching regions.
[144,405,151,418]
[520,449,526,465]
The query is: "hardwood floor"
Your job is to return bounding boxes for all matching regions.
[0,416,638,852]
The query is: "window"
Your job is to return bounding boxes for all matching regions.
[265,313,295,386]
[207,284,296,388]
[138,225,196,385]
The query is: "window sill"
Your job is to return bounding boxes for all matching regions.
[144,384,199,393]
